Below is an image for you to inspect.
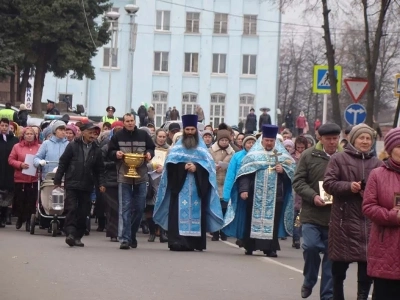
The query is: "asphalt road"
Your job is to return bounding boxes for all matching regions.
[0,222,372,300]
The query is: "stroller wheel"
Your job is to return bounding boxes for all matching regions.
[30,214,36,235]
[51,222,58,237]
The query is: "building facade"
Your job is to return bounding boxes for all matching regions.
[41,0,281,127]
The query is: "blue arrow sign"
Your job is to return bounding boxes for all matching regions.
[344,103,366,125]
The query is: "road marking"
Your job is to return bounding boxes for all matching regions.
[221,240,372,299]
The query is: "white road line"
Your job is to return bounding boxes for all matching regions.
[220,239,372,299]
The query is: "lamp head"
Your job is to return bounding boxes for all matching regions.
[106,11,120,20]
[124,4,139,14]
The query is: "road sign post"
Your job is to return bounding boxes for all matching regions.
[312,65,342,124]
[344,78,368,103]
[344,103,367,126]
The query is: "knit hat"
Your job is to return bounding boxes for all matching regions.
[348,124,375,145]
[66,125,77,136]
[216,129,231,141]
[111,121,124,129]
[243,135,256,146]
[283,139,294,148]
[384,127,400,155]
[52,120,66,133]
[43,127,53,139]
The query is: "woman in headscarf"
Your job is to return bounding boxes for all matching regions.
[324,124,383,299]
[8,127,40,231]
[146,128,169,242]
[362,127,400,299]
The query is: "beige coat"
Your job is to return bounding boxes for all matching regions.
[209,143,234,196]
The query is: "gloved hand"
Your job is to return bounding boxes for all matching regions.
[39,160,46,166]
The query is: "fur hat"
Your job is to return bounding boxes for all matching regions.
[216,129,231,141]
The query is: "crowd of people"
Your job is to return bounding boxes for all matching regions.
[1,103,400,300]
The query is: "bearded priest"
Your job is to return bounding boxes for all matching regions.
[224,124,295,257]
[153,114,224,252]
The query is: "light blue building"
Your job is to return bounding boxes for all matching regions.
[41,0,281,127]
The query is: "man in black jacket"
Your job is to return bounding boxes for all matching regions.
[54,123,106,247]
[108,113,155,250]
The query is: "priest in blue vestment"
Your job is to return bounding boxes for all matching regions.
[153,114,224,251]
[223,125,295,257]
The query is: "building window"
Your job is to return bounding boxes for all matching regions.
[210,93,225,128]
[182,93,198,115]
[243,15,257,35]
[186,12,200,33]
[239,94,255,120]
[242,55,257,75]
[108,7,119,30]
[154,52,169,72]
[184,53,199,73]
[156,11,170,31]
[212,54,226,74]
[103,47,118,68]
[152,92,168,127]
[214,13,228,34]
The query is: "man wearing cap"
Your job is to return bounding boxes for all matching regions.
[293,123,342,300]
[108,113,155,250]
[46,100,60,115]
[224,125,295,257]
[153,114,224,251]
[102,106,118,124]
[54,123,106,247]
[166,122,181,145]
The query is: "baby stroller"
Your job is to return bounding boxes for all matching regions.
[30,164,66,237]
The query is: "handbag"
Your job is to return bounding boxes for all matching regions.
[0,190,14,207]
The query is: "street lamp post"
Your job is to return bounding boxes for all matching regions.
[105,11,120,108]
[124,4,139,114]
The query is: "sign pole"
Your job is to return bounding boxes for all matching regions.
[322,94,328,124]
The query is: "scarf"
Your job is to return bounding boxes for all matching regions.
[385,158,400,174]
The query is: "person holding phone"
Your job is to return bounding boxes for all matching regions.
[323,124,383,300]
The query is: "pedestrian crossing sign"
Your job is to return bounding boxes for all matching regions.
[313,65,342,94]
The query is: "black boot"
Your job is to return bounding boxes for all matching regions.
[96,216,105,232]
[6,207,12,225]
[332,277,345,300]
[220,231,227,241]
[211,231,219,241]
[25,218,30,232]
[160,229,168,243]
[141,221,149,234]
[357,281,372,300]
[148,234,156,242]
[16,218,22,230]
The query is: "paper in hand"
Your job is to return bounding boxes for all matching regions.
[22,154,37,177]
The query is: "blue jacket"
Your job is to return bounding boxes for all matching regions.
[222,149,247,200]
[34,135,69,179]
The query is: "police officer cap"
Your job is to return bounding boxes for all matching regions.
[47,99,55,104]
[318,123,341,136]
[106,106,116,112]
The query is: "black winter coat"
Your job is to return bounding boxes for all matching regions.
[18,111,28,127]
[245,114,257,132]
[0,133,18,190]
[54,138,105,191]
[102,144,117,188]
[258,114,272,131]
